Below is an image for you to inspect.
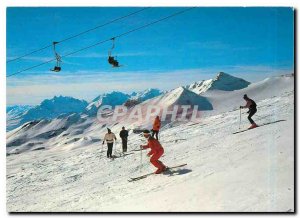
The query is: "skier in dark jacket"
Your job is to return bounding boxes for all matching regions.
[119,126,129,152]
[240,94,258,129]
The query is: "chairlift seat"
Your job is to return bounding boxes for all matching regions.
[51,66,61,72]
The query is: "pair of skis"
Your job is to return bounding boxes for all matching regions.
[128,163,187,182]
[109,152,134,160]
[232,119,286,134]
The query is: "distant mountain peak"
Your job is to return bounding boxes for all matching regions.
[187,72,250,94]
[215,71,231,80]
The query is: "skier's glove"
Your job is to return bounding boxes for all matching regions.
[240,106,243,109]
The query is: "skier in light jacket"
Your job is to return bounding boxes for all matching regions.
[103,128,117,158]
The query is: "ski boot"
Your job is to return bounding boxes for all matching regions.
[155,165,167,174]
[248,123,258,129]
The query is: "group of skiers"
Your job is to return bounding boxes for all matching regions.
[102,115,165,174]
[102,126,129,158]
[102,95,257,174]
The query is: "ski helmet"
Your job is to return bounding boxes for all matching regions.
[143,129,150,134]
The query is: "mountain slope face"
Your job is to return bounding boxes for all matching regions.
[85,92,130,116]
[85,89,162,116]
[25,96,88,118]
[6,112,96,153]
[129,88,162,101]
[187,72,251,94]
[201,74,294,116]
[110,87,213,131]
[6,105,33,131]
[7,105,33,117]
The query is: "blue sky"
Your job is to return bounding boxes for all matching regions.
[6,7,294,105]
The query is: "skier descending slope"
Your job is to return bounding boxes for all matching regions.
[140,130,167,174]
[240,94,258,129]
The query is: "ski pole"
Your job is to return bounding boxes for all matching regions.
[239,108,242,130]
[114,140,117,157]
[140,146,143,173]
[158,131,160,141]
[101,140,104,153]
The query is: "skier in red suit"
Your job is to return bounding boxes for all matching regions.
[140,129,167,174]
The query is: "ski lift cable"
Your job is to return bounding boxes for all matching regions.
[7,7,197,78]
[115,7,196,39]
[7,59,56,77]
[61,7,197,59]
[6,7,151,64]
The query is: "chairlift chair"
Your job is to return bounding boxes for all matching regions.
[108,38,121,67]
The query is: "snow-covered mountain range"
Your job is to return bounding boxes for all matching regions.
[6,89,163,131]
[6,96,88,132]
[6,72,252,135]
[7,73,249,132]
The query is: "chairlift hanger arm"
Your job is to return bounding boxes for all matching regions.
[110,38,116,52]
